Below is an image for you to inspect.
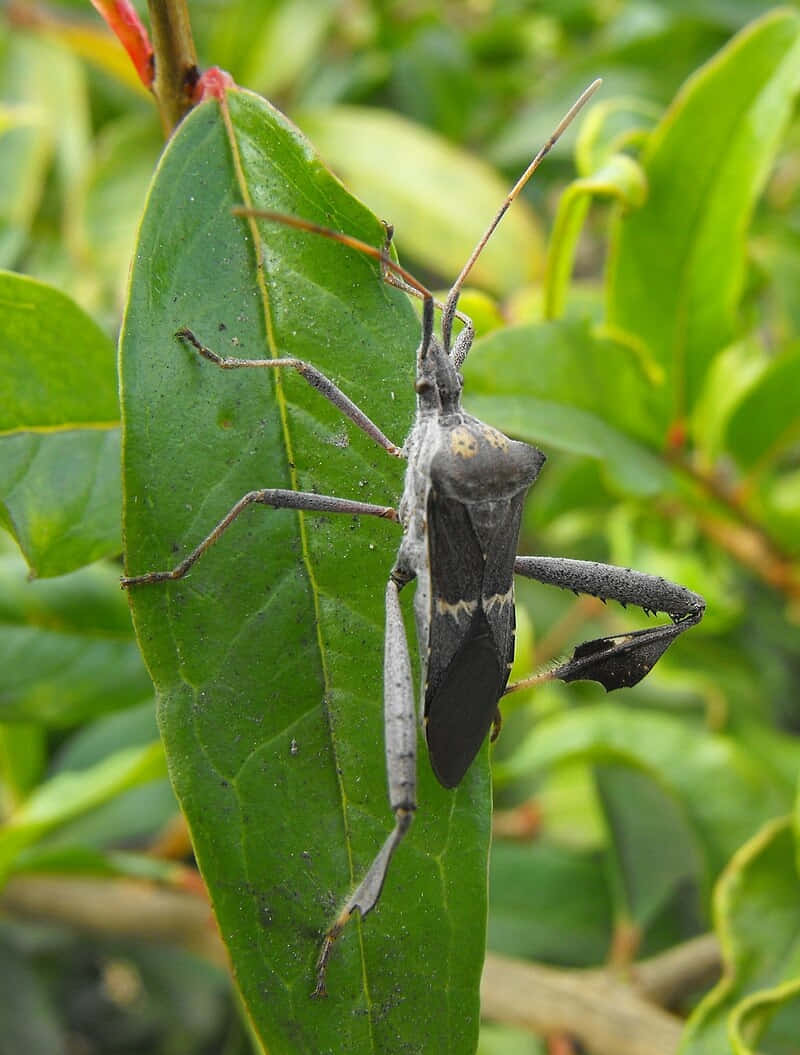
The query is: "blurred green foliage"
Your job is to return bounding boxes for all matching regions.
[1,2,800,1054]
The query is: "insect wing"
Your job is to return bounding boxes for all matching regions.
[424,487,519,788]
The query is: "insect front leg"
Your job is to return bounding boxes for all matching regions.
[122,490,398,586]
[176,328,404,457]
[511,556,705,692]
[314,572,417,998]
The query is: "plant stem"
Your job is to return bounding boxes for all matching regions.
[147,0,199,135]
[482,951,683,1055]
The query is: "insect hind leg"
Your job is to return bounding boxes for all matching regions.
[314,574,417,998]
[510,555,704,693]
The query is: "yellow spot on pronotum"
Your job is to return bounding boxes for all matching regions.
[479,423,510,451]
[450,426,479,458]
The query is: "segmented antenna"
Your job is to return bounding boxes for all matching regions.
[230,208,435,297]
[234,78,602,357]
[231,208,438,355]
[440,77,602,352]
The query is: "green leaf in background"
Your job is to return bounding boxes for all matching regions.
[0,723,44,813]
[0,28,92,273]
[573,97,664,176]
[0,739,165,884]
[680,816,800,1054]
[0,271,120,577]
[122,90,487,1053]
[0,32,59,267]
[0,934,66,1055]
[82,114,162,314]
[594,764,705,936]
[0,555,152,725]
[488,841,612,965]
[690,338,768,464]
[202,0,339,98]
[477,1020,546,1055]
[607,8,800,424]
[296,104,544,294]
[499,704,793,879]
[37,701,174,856]
[724,345,800,471]
[544,153,646,321]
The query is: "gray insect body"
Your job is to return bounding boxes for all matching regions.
[395,332,545,788]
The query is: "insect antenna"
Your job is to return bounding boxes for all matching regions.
[235,78,600,365]
[440,77,602,353]
[232,207,437,358]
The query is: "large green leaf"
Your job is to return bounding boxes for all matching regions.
[606,8,800,423]
[0,271,120,577]
[121,91,488,1053]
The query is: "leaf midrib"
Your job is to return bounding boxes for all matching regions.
[219,91,380,1032]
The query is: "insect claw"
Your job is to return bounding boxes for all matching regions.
[312,913,348,999]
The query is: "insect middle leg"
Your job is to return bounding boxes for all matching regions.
[176,327,404,457]
[122,490,398,586]
[123,486,413,995]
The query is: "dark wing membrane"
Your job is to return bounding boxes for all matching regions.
[474,490,526,686]
[553,622,687,690]
[424,485,486,703]
[425,609,501,788]
[424,487,519,788]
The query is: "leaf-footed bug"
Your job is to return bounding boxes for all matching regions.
[122,79,704,996]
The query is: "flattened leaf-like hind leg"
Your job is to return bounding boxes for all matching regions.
[314,574,417,998]
[510,556,705,692]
